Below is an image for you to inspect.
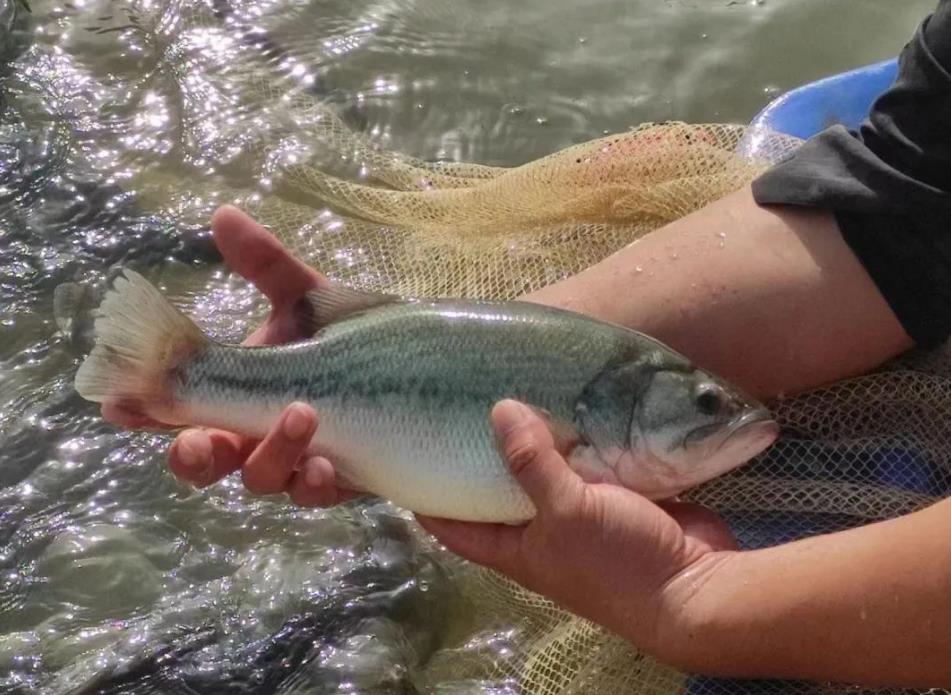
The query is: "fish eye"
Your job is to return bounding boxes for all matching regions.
[695,386,721,416]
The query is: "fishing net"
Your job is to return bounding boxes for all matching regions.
[41,0,951,692]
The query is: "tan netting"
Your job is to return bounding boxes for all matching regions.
[73,1,951,692]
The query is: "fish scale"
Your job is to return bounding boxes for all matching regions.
[75,270,777,523]
[175,303,622,521]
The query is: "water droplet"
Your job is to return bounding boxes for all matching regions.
[670,252,679,260]
[700,33,708,39]
[578,36,587,44]
[717,231,727,239]
[634,266,643,273]
[535,116,549,126]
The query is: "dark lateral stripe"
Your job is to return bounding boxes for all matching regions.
[195,368,479,404]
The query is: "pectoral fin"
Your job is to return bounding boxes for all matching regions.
[524,404,583,454]
[519,404,619,484]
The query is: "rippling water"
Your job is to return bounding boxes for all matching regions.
[0,0,936,691]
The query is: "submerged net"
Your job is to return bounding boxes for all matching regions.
[42,0,951,692]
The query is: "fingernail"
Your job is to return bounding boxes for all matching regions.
[283,403,312,440]
[494,400,532,433]
[179,434,208,470]
[303,457,328,488]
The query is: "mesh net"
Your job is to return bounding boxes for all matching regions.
[83,1,951,692]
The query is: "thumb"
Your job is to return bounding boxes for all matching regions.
[211,205,325,308]
[491,400,583,515]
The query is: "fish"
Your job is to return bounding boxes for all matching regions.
[74,269,779,523]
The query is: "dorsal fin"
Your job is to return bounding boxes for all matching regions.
[299,284,402,334]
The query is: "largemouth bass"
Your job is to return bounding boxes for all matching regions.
[74,270,778,522]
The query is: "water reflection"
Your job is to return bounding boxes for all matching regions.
[0,0,936,691]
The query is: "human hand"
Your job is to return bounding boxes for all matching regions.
[101,205,356,506]
[416,399,740,661]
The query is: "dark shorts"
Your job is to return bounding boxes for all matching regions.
[751,0,951,348]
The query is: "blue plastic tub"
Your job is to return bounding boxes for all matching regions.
[750,58,898,138]
[737,57,898,161]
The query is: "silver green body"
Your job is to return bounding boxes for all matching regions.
[178,302,627,521]
[175,301,669,521]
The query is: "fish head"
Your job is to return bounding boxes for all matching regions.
[628,367,778,496]
[575,361,778,500]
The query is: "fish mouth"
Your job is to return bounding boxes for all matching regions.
[724,407,776,441]
[666,406,779,496]
[684,407,778,453]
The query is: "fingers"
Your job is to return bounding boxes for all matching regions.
[413,399,572,575]
[168,428,253,487]
[101,402,171,430]
[167,407,357,509]
[211,205,326,306]
[415,515,523,574]
[241,402,318,495]
[661,501,740,552]
[491,400,583,516]
[165,406,313,492]
[287,456,361,507]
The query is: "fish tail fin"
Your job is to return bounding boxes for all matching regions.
[74,270,209,418]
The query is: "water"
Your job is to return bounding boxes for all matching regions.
[0,0,936,691]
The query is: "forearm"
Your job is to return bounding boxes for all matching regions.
[662,497,951,687]
[523,186,913,400]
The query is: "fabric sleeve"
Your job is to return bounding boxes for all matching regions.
[751,0,951,348]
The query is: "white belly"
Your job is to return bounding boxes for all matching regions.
[181,397,536,523]
[312,402,536,523]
